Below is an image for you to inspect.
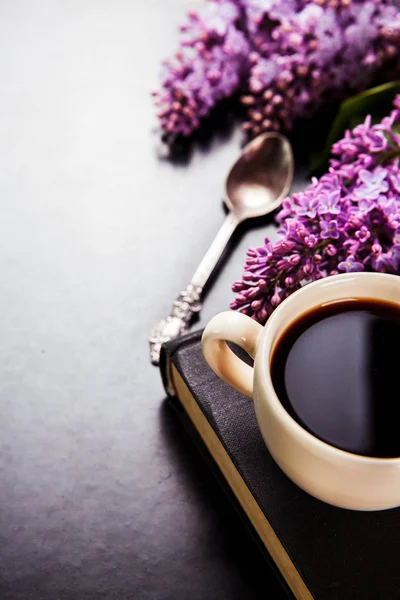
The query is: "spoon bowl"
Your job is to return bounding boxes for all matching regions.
[225,132,293,220]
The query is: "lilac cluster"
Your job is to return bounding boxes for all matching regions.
[231,95,400,323]
[152,2,249,137]
[154,0,400,139]
[241,0,400,136]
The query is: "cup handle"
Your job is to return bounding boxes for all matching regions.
[201,311,263,399]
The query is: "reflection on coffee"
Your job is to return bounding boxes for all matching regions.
[271,299,400,458]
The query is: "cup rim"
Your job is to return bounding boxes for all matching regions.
[257,272,400,465]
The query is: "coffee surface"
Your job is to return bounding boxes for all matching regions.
[271,298,400,457]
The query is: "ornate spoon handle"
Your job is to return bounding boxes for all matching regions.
[149,212,239,365]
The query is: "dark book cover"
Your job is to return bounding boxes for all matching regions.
[160,330,400,600]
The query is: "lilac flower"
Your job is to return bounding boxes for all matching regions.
[304,234,318,248]
[372,252,394,272]
[295,195,319,218]
[276,198,292,221]
[355,226,371,243]
[317,174,341,195]
[363,130,389,153]
[231,94,400,323]
[354,168,389,200]
[318,191,341,215]
[339,256,365,273]
[357,196,376,213]
[320,220,339,240]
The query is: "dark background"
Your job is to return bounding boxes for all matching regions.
[0,2,309,598]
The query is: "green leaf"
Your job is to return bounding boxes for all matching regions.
[309,81,400,175]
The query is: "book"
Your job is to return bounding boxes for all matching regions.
[160,330,400,600]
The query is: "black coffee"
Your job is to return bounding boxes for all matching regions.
[271,298,400,458]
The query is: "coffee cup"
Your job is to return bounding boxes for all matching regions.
[202,272,400,511]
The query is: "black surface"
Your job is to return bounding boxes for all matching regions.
[0,2,310,599]
[166,331,400,600]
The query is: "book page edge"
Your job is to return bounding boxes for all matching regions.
[172,364,314,600]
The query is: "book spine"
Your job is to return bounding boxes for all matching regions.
[159,330,204,396]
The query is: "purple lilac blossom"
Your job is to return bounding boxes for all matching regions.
[154,0,400,139]
[353,168,390,200]
[231,95,400,323]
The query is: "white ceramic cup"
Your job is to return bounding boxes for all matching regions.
[202,272,400,511]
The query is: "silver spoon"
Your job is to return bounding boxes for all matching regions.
[149,131,294,365]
